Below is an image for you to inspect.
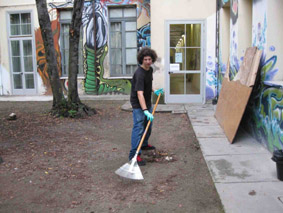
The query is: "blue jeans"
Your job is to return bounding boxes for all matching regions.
[129,107,153,160]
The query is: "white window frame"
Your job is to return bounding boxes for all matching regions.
[108,5,138,77]
[7,10,37,95]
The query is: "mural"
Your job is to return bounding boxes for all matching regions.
[244,12,282,151]
[205,14,217,100]
[137,22,151,49]
[35,9,61,95]
[34,0,150,95]
[82,0,150,95]
[231,0,238,25]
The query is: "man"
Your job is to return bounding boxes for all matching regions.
[129,47,164,166]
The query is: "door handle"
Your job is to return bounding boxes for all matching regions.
[168,71,173,74]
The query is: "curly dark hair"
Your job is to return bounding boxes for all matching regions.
[137,47,158,65]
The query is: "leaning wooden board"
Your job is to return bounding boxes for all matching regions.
[215,47,262,143]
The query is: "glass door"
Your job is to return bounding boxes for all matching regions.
[10,38,36,95]
[165,21,205,103]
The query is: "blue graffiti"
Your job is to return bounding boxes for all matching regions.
[137,23,151,48]
[206,56,217,100]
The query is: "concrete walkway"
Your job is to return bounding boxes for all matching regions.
[1,96,283,212]
[185,103,283,213]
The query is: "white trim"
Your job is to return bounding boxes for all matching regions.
[60,76,86,80]
[105,76,132,80]
[7,10,37,95]
[165,20,206,104]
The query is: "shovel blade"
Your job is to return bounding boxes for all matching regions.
[115,160,144,180]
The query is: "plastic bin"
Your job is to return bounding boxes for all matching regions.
[271,150,283,181]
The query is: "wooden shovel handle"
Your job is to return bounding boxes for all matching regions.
[136,93,161,154]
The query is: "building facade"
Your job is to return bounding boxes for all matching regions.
[0,0,282,152]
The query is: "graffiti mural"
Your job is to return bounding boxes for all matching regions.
[35,9,61,95]
[231,0,238,25]
[81,0,150,94]
[206,56,217,100]
[137,22,151,49]
[35,0,150,95]
[243,4,282,151]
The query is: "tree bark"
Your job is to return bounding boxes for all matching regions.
[68,0,96,116]
[35,0,66,112]
[68,0,84,106]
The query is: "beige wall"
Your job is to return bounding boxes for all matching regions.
[238,0,252,58]
[267,0,283,80]
[0,4,39,73]
[151,0,216,89]
[220,6,230,66]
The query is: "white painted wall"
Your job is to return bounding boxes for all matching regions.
[151,0,216,90]
[0,0,69,95]
[0,2,39,95]
[238,0,252,58]
[267,0,283,80]
[220,6,230,67]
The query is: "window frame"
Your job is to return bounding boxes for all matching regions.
[7,10,37,95]
[108,5,138,78]
[59,10,84,78]
[8,11,32,37]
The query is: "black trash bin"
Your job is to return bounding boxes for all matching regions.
[272,150,283,181]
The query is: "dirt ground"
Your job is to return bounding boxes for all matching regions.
[0,100,223,213]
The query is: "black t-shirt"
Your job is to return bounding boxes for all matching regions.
[130,66,153,109]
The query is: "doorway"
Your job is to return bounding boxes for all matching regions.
[165,20,205,103]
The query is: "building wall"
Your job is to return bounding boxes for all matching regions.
[219,0,283,152]
[245,0,283,152]
[151,0,217,100]
[0,0,150,95]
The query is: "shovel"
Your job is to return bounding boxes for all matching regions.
[115,93,161,180]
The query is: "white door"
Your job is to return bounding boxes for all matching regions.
[10,38,37,95]
[165,20,205,103]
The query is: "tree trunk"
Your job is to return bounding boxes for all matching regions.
[68,0,84,106]
[68,0,96,116]
[35,0,66,113]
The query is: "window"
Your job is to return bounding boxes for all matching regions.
[108,6,138,77]
[59,10,84,77]
[8,12,36,94]
[10,13,32,36]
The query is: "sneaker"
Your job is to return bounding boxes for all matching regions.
[137,155,146,166]
[141,144,156,150]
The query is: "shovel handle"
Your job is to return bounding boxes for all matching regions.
[135,93,161,154]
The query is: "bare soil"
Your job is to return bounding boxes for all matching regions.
[0,100,223,213]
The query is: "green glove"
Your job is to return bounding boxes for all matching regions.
[144,110,154,122]
[154,88,164,96]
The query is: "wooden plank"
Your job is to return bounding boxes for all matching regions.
[215,78,252,142]
[215,48,262,143]
[248,49,262,87]
[233,47,257,86]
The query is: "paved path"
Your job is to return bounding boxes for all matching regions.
[185,103,283,213]
[1,96,283,212]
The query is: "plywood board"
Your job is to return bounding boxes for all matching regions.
[215,47,262,143]
[215,78,252,142]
